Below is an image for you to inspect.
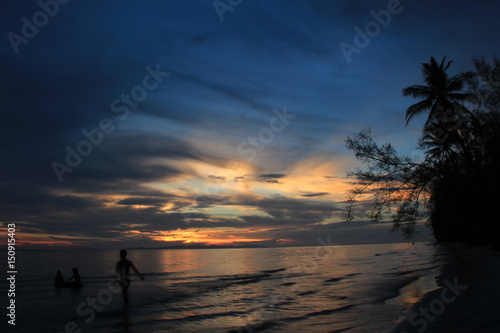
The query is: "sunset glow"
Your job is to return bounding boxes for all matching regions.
[3,0,488,248]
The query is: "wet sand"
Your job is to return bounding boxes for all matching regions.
[390,243,500,333]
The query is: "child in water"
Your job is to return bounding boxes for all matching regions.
[66,267,83,288]
[54,270,64,288]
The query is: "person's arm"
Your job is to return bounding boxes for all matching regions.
[131,262,144,280]
[67,274,74,282]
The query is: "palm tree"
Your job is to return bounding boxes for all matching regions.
[419,121,461,162]
[403,56,476,126]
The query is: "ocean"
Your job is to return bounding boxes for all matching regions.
[0,242,447,333]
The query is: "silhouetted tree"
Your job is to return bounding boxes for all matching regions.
[403,56,476,126]
[344,129,436,238]
[346,56,500,248]
[467,55,500,113]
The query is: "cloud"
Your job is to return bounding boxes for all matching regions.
[257,173,287,184]
[302,192,330,197]
[116,197,171,207]
[208,175,226,181]
[1,0,498,247]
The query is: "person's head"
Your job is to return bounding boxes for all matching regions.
[120,249,127,259]
[56,270,62,276]
[72,268,78,274]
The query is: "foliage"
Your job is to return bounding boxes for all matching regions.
[402,56,476,126]
[345,56,500,246]
[344,129,435,238]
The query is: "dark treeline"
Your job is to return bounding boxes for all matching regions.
[345,56,500,248]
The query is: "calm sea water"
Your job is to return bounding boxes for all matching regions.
[0,242,447,333]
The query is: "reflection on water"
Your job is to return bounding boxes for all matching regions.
[2,242,445,332]
[117,305,133,332]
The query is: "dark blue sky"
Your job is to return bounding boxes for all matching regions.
[1,0,499,247]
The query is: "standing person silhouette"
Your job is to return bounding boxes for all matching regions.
[116,249,144,303]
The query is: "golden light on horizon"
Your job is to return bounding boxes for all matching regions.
[149,228,272,245]
[2,152,358,248]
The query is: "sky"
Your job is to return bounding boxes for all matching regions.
[1,0,499,248]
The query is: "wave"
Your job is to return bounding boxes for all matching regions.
[324,272,360,283]
[155,309,249,323]
[281,304,356,323]
[325,277,344,283]
[260,268,286,273]
[227,319,278,333]
[219,273,271,282]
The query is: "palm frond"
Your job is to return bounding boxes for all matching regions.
[402,85,432,98]
[405,99,433,125]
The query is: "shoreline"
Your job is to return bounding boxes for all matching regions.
[390,243,500,332]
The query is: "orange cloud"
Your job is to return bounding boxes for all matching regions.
[142,227,272,245]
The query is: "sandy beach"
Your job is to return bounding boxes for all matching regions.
[390,243,500,333]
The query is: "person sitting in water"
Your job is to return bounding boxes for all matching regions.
[116,249,144,303]
[66,267,83,288]
[55,270,64,288]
